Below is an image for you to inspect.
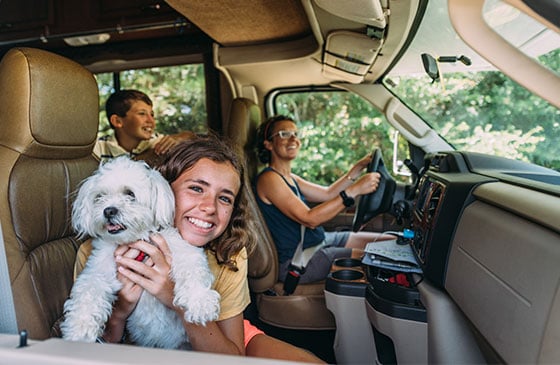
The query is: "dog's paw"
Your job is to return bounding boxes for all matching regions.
[60,305,105,343]
[61,321,102,343]
[179,289,221,325]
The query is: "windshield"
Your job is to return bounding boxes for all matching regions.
[383,0,560,171]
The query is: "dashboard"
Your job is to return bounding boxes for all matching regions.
[410,150,560,288]
[406,150,560,362]
[411,152,493,287]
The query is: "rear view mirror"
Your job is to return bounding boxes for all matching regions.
[421,53,439,83]
[422,53,472,83]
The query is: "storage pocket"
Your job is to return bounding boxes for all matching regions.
[322,30,383,83]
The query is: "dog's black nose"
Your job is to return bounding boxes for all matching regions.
[103,206,118,218]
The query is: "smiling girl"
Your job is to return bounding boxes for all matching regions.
[74,134,324,362]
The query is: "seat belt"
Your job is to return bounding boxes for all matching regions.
[282,188,325,295]
[267,167,324,295]
[0,221,19,334]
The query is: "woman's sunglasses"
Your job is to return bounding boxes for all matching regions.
[269,130,299,140]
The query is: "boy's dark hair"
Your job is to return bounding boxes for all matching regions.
[105,89,153,128]
[256,115,295,164]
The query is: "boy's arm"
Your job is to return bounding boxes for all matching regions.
[153,131,196,155]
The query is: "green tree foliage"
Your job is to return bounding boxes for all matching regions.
[275,91,408,185]
[387,49,560,170]
[95,51,559,187]
[95,65,207,136]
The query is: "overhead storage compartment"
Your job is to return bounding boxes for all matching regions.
[322,30,384,83]
[315,0,387,28]
[315,0,388,83]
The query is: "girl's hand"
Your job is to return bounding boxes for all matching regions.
[112,244,145,320]
[115,235,175,309]
[101,244,147,343]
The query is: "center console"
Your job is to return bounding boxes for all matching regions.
[326,152,493,364]
[324,258,375,364]
[326,255,428,364]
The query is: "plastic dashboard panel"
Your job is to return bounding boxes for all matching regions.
[445,182,560,363]
[412,151,560,362]
[411,152,492,287]
[0,334,292,365]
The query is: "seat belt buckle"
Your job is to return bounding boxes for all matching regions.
[283,264,304,295]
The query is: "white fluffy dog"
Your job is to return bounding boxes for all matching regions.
[61,157,220,348]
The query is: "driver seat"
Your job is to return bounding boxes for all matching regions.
[225,97,335,330]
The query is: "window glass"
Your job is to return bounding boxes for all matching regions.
[383,0,560,171]
[273,90,409,185]
[94,64,208,136]
[483,0,560,76]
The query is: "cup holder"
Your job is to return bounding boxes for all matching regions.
[334,258,361,268]
[332,269,364,281]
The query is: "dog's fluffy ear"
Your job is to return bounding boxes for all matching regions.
[148,168,176,227]
[71,171,98,238]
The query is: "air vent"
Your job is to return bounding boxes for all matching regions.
[412,179,447,263]
[426,184,443,224]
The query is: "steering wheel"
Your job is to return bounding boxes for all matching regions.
[352,148,396,232]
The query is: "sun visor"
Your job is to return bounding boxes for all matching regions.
[314,0,387,28]
[322,31,383,83]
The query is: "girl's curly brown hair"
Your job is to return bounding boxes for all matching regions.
[157,133,255,271]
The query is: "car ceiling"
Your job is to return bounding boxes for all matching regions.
[164,0,424,96]
[165,0,313,47]
[1,0,421,86]
[2,1,557,81]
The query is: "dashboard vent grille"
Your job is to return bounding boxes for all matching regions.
[413,179,446,263]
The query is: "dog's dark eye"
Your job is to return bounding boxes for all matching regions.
[125,189,135,200]
[94,194,102,202]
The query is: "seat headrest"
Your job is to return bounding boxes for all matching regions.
[226,97,260,151]
[226,97,262,181]
[0,47,99,159]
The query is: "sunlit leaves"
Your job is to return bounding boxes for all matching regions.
[95,64,207,136]
[386,49,560,171]
[276,91,406,185]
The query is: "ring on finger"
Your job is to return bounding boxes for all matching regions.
[134,251,150,263]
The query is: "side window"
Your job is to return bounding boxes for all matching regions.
[273,90,408,185]
[95,64,208,136]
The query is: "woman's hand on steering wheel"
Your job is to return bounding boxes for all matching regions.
[352,148,396,232]
[355,153,374,170]
[349,172,381,197]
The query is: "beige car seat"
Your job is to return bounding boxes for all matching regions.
[225,97,335,329]
[0,47,100,340]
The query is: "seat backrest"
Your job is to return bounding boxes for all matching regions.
[225,97,279,291]
[225,98,335,330]
[225,97,261,181]
[0,47,100,340]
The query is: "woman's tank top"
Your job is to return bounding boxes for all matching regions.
[255,167,325,264]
